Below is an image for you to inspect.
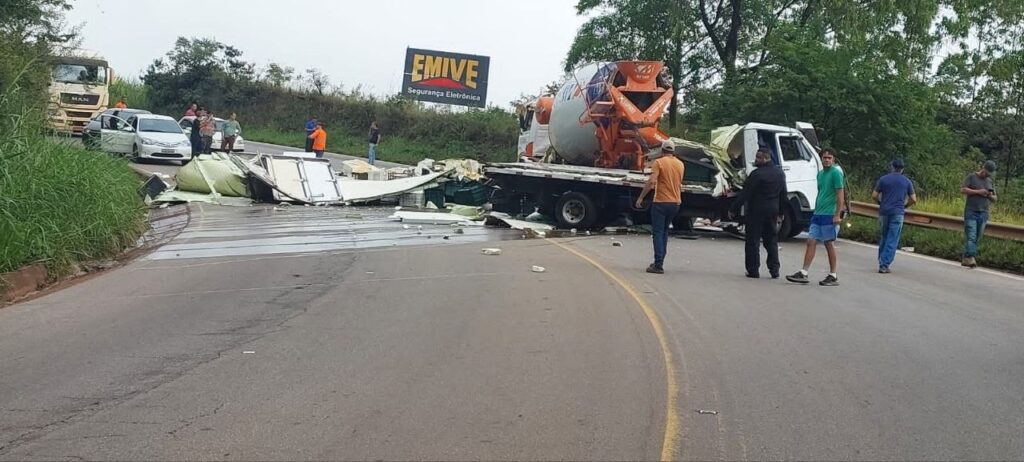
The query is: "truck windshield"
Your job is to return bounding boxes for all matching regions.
[53,63,108,85]
[139,119,183,134]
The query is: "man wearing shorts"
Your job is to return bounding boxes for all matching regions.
[787,148,845,286]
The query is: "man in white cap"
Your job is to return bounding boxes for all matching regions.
[636,140,685,274]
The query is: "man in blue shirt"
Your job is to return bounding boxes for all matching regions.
[871,158,917,273]
[304,116,318,152]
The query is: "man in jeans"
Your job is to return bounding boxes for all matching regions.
[221,112,241,152]
[635,140,685,274]
[367,121,381,165]
[872,158,917,273]
[960,160,997,268]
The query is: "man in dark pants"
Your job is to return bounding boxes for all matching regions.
[731,148,788,278]
[635,140,685,274]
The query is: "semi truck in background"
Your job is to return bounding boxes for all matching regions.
[493,60,824,236]
[47,53,113,135]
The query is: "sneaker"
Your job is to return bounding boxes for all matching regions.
[878,266,890,274]
[819,274,839,286]
[785,271,809,284]
[770,272,780,279]
[961,257,972,267]
[745,272,760,279]
[967,257,978,268]
[646,264,664,274]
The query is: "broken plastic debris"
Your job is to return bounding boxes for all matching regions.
[570,228,578,235]
[403,224,411,230]
[612,241,623,247]
[454,228,464,234]
[845,222,852,228]
[482,248,502,256]
[531,265,546,273]
[395,206,402,210]
[243,351,255,354]
[697,409,718,415]
[901,246,915,252]
[443,235,450,240]
[585,230,591,236]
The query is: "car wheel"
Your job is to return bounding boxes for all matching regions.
[131,144,140,163]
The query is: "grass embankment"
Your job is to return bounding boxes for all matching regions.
[841,215,1024,274]
[243,126,516,165]
[0,140,146,277]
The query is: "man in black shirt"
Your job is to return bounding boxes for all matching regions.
[731,148,789,278]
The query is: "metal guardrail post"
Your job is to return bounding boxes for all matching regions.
[849,201,1024,242]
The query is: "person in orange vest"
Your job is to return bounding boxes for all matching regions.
[114,96,127,109]
[308,121,327,158]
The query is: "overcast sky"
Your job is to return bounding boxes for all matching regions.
[66,0,589,109]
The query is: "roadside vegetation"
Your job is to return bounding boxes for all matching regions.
[842,216,1024,275]
[0,1,145,277]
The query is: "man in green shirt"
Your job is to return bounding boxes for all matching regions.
[222,112,241,152]
[787,148,846,286]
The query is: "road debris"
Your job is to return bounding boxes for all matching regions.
[612,241,623,247]
[531,265,546,273]
[696,409,718,415]
[482,248,502,256]
[901,246,915,252]
[243,351,255,354]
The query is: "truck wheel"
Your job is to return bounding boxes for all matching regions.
[672,215,696,234]
[779,204,799,239]
[554,192,598,229]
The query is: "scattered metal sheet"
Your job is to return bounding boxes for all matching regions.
[391,211,480,225]
[338,172,448,203]
[261,155,343,204]
[152,190,254,207]
[487,212,555,232]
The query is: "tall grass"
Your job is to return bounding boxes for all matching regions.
[243,125,517,165]
[111,76,150,110]
[0,140,146,275]
[1,30,146,276]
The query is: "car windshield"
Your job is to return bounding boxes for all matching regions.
[138,119,183,134]
[52,63,108,85]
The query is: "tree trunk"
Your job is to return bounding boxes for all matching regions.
[669,38,682,129]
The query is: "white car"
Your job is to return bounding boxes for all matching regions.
[100,113,193,163]
[177,116,246,152]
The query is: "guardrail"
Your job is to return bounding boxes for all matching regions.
[849,201,1024,242]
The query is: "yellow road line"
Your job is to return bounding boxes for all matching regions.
[549,239,682,461]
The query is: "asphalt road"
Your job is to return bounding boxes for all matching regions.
[1,204,1022,460]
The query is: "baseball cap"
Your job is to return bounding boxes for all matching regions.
[891,157,905,169]
[661,140,675,153]
[983,160,996,173]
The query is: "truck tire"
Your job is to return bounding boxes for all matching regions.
[779,204,799,239]
[554,191,598,229]
[672,215,696,233]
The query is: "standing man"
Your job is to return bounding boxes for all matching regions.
[730,148,788,278]
[114,97,127,109]
[189,109,203,155]
[304,116,318,152]
[787,148,845,286]
[308,121,327,158]
[184,103,197,117]
[222,112,241,152]
[960,160,997,268]
[367,120,382,165]
[635,140,685,274]
[199,109,216,154]
[872,158,917,273]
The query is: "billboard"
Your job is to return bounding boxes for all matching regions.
[402,48,489,108]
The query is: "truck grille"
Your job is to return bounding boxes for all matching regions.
[61,93,100,106]
[66,111,94,119]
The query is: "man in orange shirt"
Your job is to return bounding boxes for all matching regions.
[635,140,685,274]
[308,121,327,158]
[114,97,127,109]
